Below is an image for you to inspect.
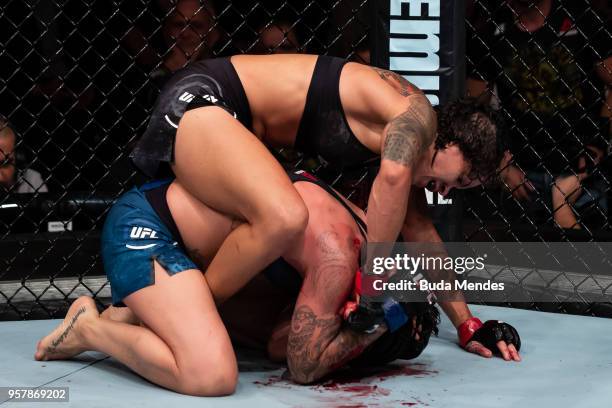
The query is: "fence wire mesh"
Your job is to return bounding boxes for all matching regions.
[0,0,371,319]
[463,0,612,316]
[0,0,611,320]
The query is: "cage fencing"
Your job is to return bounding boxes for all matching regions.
[1,0,611,320]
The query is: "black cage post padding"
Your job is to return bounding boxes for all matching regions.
[371,0,465,105]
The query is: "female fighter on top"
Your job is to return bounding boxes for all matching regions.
[130,54,505,310]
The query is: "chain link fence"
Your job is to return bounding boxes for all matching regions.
[1,0,611,320]
[0,0,372,320]
[463,0,612,316]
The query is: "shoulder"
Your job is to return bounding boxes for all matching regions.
[341,63,424,123]
[369,67,424,97]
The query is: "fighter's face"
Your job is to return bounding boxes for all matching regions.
[416,144,480,196]
[163,0,217,59]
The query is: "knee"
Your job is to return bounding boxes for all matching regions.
[179,361,238,397]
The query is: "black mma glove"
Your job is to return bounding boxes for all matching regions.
[458,317,521,354]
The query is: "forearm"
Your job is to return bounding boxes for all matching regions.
[287,306,386,384]
[402,215,471,328]
[438,301,473,328]
[368,93,435,243]
[366,164,410,243]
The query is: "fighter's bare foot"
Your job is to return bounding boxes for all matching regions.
[35,296,98,361]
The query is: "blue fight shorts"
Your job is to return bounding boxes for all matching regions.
[101,180,198,306]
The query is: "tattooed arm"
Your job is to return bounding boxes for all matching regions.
[369,67,471,326]
[371,67,423,97]
[366,79,437,245]
[286,232,386,384]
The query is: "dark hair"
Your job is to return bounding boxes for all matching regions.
[435,98,507,184]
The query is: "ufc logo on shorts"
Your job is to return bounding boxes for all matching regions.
[178,92,195,103]
[130,226,158,239]
[202,94,218,103]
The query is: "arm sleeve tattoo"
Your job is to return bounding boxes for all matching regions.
[286,231,385,384]
[287,305,341,382]
[382,94,436,167]
[287,305,385,384]
[370,67,436,167]
[371,67,423,97]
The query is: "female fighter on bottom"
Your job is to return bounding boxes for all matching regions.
[33,173,387,395]
[35,171,521,396]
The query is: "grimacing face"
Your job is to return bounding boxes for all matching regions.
[414,144,481,196]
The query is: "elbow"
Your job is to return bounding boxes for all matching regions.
[287,357,320,385]
[291,374,313,385]
[378,160,412,189]
[290,370,318,385]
